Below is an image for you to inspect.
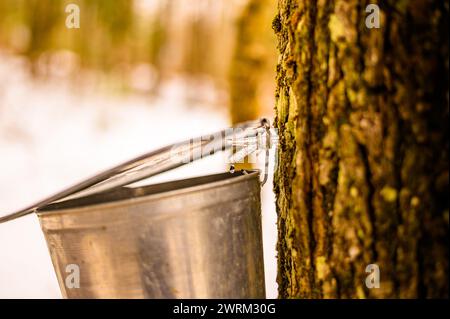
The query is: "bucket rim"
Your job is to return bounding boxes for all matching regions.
[37,170,261,216]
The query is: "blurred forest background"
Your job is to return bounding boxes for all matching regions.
[0,0,279,298]
[0,0,276,119]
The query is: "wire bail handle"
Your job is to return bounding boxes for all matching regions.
[0,118,275,223]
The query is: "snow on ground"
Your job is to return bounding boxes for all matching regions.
[0,52,277,298]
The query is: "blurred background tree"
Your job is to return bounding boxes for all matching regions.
[229,0,276,125]
[228,0,277,170]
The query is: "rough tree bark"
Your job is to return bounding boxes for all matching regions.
[274,0,448,298]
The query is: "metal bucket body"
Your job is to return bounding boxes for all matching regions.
[38,171,265,298]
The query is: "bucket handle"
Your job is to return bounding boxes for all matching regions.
[0,118,275,223]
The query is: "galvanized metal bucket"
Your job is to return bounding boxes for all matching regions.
[0,119,271,298]
[38,170,265,298]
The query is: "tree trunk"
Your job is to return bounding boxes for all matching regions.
[274,0,448,298]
